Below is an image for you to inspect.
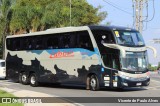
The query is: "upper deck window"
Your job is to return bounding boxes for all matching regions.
[91,30,115,48]
[115,30,145,47]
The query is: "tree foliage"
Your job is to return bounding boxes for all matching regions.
[0,0,107,35]
[148,63,158,71]
[158,62,160,69]
[0,0,13,40]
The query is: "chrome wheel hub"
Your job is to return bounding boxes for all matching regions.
[90,78,96,88]
[22,75,27,82]
[31,76,36,84]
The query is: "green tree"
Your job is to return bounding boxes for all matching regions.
[148,64,152,71]
[9,0,44,34]
[158,62,160,68]
[0,0,107,58]
[0,0,12,40]
[157,62,160,71]
[0,0,13,58]
[8,0,107,34]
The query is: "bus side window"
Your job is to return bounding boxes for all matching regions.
[62,32,78,48]
[103,53,120,70]
[28,41,32,49]
[103,53,112,68]
[52,36,59,49]
[69,32,77,48]
[78,31,94,51]
[6,38,13,51]
[35,37,43,50]
[47,37,53,49]
[23,38,33,50]
[62,33,71,48]
[13,39,20,51]
[92,30,115,47]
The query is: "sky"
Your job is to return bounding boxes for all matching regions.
[87,0,160,65]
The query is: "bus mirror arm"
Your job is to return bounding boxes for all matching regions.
[102,43,126,58]
[146,46,157,58]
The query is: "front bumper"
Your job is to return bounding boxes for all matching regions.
[120,77,150,88]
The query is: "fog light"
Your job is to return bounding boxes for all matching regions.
[123,83,128,86]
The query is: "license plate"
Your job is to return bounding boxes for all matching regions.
[136,83,141,86]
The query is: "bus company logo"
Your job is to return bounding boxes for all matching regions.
[50,51,74,58]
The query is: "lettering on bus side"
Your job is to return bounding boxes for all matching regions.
[49,51,74,58]
[49,50,90,59]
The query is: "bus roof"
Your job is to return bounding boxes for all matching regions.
[88,25,138,32]
[6,25,138,38]
[6,26,90,38]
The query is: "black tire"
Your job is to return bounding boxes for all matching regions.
[19,73,22,83]
[89,75,100,91]
[4,77,7,80]
[21,72,29,85]
[117,88,124,91]
[29,73,38,87]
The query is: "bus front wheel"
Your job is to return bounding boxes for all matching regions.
[89,75,100,91]
[29,73,38,87]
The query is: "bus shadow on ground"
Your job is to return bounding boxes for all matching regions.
[39,83,86,90]
[0,78,6,80]
[39,83,148,92]
[3,80,148,92]
[101,87,148,92]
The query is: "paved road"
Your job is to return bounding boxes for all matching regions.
[0,72,160,106]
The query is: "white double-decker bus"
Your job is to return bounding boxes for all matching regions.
[5,26,156,90]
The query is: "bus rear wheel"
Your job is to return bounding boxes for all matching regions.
[89,75,99,91]
[21,72,29,85]
[29,73,38,87]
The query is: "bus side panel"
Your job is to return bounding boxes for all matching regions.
[6,51,57,83]
[6,52,23,82]
[6,48,101,85]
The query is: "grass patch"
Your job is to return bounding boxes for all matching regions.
[0,89,23,106]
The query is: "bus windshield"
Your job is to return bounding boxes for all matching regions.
[114,30,145,47]
[121,52,148,72]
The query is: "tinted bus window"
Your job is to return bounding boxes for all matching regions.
[8,38,21,51]
[91,30,115,54]
[92,30,115,47]
[6,38,13,51]
[35,37,44,50]
[60,32,77,49]
[6,31,93,51]
[102,53,120,70]
[7,38,21,51]
[53,36,59,49]
[78,31,94,51]
[21,37,34,50]
[47,37,54,49]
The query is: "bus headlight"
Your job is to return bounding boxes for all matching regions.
[120,75,130,80]
[125,76,129,79]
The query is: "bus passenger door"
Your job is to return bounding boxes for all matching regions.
[102,53,120,88]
